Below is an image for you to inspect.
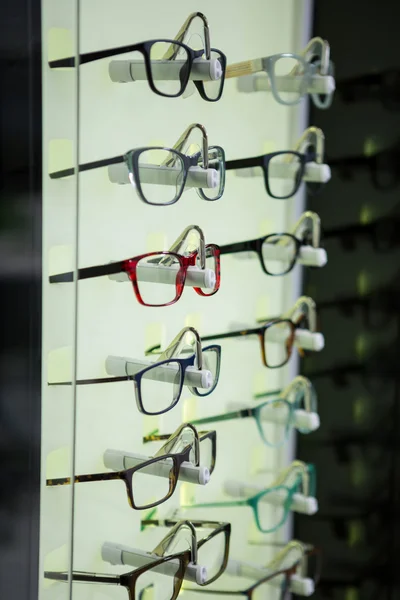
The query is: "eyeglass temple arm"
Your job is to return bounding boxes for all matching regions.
[225,57,264,79]
[48,42,143,68]
[201,327,261,343]
[225,155,264,170]
[183,499,248,509]
[191,407,254,426]
[293,126,325,164]
[167,225,206,268]
[49,260,124,284]
[49,154,124,179]
[158,326,203,367]
[163,124,209,168]
[298,37,330,74]
[162,12,211,60]
[289,211,321,248]
[282,296,317,333]
[46,470,122,487]
[142,517,225,530]
[44,571,120,584]
[219,239,258,255]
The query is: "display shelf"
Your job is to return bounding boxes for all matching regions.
[40,1,314,598]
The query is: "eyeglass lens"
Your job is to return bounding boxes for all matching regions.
[257,399,291,446]
[272,56,306,104]
[193,347,219,396]
[131,458,175,508]
[267,152,303,199]
[137,360,183,414]
[135,253,184,306]
[256,490,287,532]
[149,42,190,97]
[134,558,182,600]
[264,321,294,367]
[261,233,298,274]
[197,529,226,582]
[135,148,186,205]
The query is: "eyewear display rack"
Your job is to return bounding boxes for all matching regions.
[40,1,313,599]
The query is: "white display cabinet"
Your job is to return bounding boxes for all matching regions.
[40,1,314,598]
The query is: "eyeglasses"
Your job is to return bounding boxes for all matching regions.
[45,549,192,600]
[49,225,221,307]
[49,327,221,416]
[49,123,226,206]
[144,426,216,477]
[219,212,322,275]
[184,461,316,534]
[49,12,226,101]
[142,517,231,585]
[181,566,297,600]
[226,37,332,106]
[46,423,211,510]
[190,376,319,446]
[245,540,322,594]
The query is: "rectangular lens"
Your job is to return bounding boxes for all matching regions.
[198,246,219,296]
[199,434,213,473]
[257,490,287,532]
[135,557,181,600]
[194,347,219,396]
[198,146,225,200]
[131,457,174,508]
[264,321,293,368]
[267,153,303,199]
[136,253,183,307]
[139,360,183,414]
[261,234,297,274]
[272,56,305,105]
[149,42,189,97]
[257,399,290,446]
[197,530,226,582]
[136,149,185,205]
[202,50,225,101]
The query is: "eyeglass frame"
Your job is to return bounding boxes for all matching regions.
[185,462,316,534]
[46,423,207,510]
[142,517,231,585]
[48,123,226,206]
[49,328,221,416]
[44,549,192,600]
[48,12,227,101]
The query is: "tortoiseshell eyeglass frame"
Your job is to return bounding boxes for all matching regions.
[44,549,192,600]
[46,439,199,511]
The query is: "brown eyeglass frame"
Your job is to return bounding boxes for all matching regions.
[45,549,191,600]
[46,442,199,511]
[143,517,231,585]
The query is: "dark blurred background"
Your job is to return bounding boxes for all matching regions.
[1,1,400,599]
[296,2,400,600]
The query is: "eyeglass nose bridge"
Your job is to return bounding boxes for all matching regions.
[159,326,203,368]
[156,422,200,465]
[168,224,206,268]
[299,37,330,75]
[280,375,314,411]
[163,123,209,169]
[282,296,317,333]
[290,211,321,248]
[152,520,198,563]
[293,126,325,164]
[168,12,211,60]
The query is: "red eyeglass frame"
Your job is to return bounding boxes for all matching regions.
[122,244,221,307]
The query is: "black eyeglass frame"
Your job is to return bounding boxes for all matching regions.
[49,39,227,102]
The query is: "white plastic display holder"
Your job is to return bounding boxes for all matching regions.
[105,354,213,389]
[108,162,220,189]
[109,57,222,83]
[104,449,210,485]
[237,72,336,95]
[101,542,207,584]
[223,480,318,515]
[108,263,216,289]
[226,560,314,596]
[233,160,331,184]
[226,401,320,432]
